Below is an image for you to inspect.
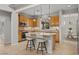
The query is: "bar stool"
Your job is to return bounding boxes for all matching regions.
[36,35,47,55]
[25,33,35,51]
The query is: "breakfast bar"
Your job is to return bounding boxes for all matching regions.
[21,28,57,54]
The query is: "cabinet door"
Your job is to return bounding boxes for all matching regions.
[54,16,59,26]
[24,16,27,23]
[53,31,59,43]
[18,32,22,42]
[19,15,27,23]
[27,19,38,27]
[33,19,38,27]
[56,31,59,43]
[19,16,25,23]
[50,16,59,26]
[29,19,33,27]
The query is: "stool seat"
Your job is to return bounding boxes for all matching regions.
[26,37,33,40]
[37,39,46,42]
[25,33,35,51]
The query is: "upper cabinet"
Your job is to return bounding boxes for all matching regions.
[32,19,38,27]
[19,15,27,23]
[19,15,28,27]
[49,16,59,26]
[18,14,38,27]
[28,18,38,27]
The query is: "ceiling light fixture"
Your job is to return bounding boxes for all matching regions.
[48,4,51,20]
[33,7,36,21]
[40,5,43,21]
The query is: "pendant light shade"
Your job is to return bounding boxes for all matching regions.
[48,16,51,20]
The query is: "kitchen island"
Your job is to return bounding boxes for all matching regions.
[19,27,58,54]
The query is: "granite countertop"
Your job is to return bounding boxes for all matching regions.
[19,27,58,33]
[19,29,57,32]
[38,32,56,36]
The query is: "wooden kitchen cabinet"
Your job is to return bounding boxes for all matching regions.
[19,15,27,24]
[18,15,38,42]
[19,14,38,27]
[32,19,38,27]
[28,18,34,27]
[18,32,22,42]
[52,31,59,50]
[18,15,27,42]
[50,16,59,43]
[50,16,59,26]
[27,18,38,27]
[53,31,59,43]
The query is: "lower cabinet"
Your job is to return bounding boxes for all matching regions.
[18,32,22,42]
[18,31,27,42]
[53,31,59,43]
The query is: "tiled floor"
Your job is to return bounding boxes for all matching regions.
[0,40,77,55]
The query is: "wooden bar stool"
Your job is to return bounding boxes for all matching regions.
[25,33,35,51]
[37,38,47,55]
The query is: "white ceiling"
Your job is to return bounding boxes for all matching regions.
[0,4,14,12]
[0,4,33,12]
[21,4,78,16]
[9,4,32,10]
[0,4,78,14]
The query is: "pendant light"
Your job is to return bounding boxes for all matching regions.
[40,5,43,21]
[40,5,46,22]
[48,4,51,20]
[33,8,36,21]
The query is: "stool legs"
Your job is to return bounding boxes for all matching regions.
[37,42,40,53]
[44,42,47,53]
[37,42,47,55]
[26,40,35,51]
[26,40,29,50]
[30,40,32,51]
[41,42,43,55]
[32,40,35,49]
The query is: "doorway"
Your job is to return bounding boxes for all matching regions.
[0,10,11,46]
[60,13,78,42]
